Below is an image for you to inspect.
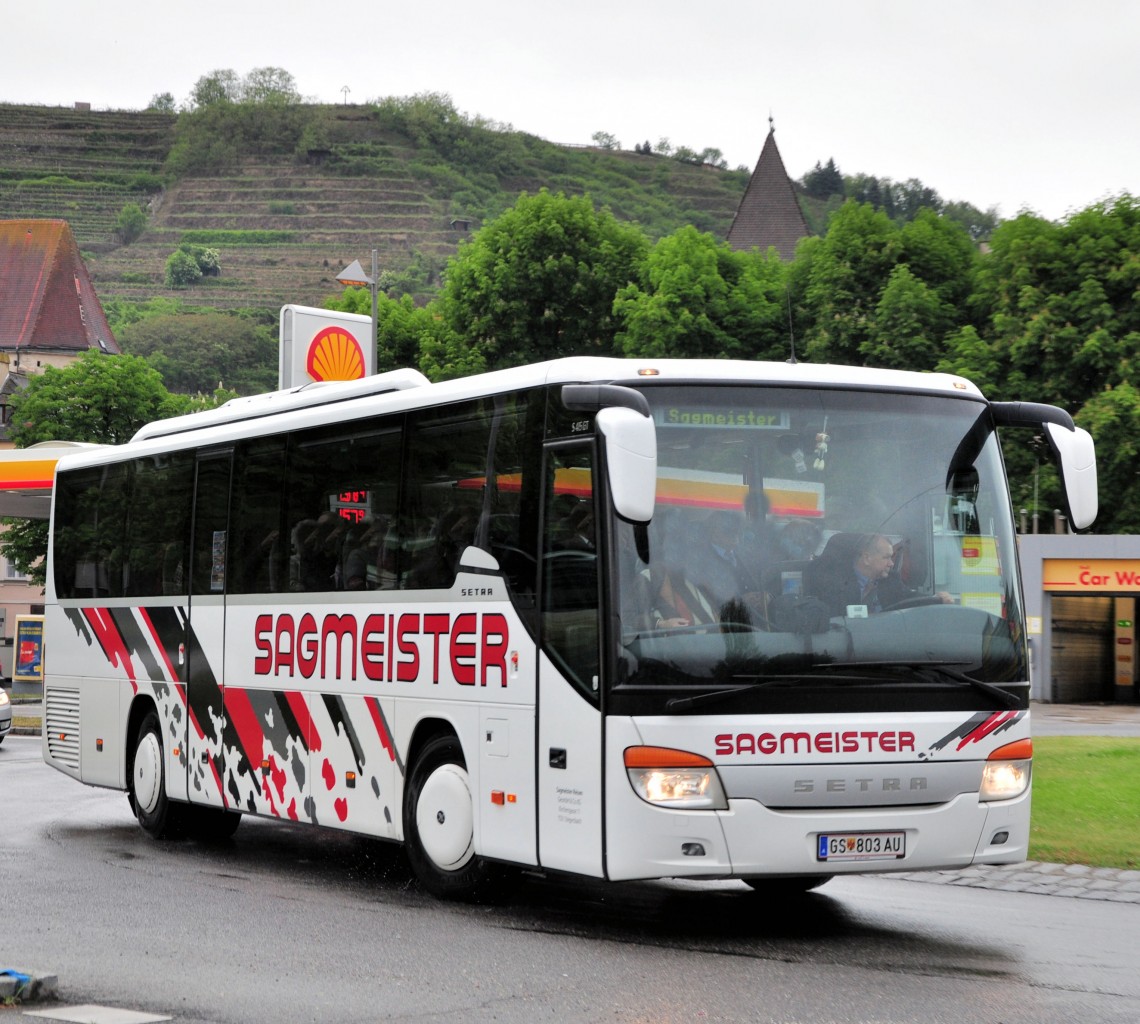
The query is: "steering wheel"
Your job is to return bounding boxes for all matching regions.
[883,594,947,611]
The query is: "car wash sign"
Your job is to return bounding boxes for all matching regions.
[279,305,375,389]
[1043,558,1140,592]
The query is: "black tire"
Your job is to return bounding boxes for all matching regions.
[403,734,499,900]
[743,874,832,895]
[187,804,243,842]
[128,709,185,840]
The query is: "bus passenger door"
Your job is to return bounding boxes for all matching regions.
[536,442,605,877]
[185,451,232,810]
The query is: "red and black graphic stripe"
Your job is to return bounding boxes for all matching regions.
[928,710,1026,754]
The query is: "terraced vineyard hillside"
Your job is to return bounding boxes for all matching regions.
[0,103,751,314]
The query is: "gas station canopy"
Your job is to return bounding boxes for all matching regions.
[0,441,102,519]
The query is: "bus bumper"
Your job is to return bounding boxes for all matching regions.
[605,788,1031,882]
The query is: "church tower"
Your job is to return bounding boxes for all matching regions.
[725,119,809,260]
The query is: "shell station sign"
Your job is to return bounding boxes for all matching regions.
[279,305,375,389]
[1042,558,1140,593]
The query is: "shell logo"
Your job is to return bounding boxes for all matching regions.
[306,326,366,382]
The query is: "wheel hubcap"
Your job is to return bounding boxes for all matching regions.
[416,763,474,871]
[134,732,162,815]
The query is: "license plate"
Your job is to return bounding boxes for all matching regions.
[817,831,906,862]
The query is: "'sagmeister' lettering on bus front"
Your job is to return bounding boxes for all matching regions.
[664,408,782,427]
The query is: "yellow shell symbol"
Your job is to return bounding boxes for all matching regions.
[307,327,365,381]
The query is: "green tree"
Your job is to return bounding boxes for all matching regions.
[115,202,147,244]
[147,92,176,113]
[972,196,1140,411]
[164,249,202,287]
[242,66,301,105]
[801,201,899,364]
[942,200,999,242]
[188,69,241,109]
[796,202,978,369]
[935,325,1002,394]
[7,351,188,446]
[861,264,945,369]
[897,208,978,314]
[614,225,786,360]
[0,352,193,584]
[436,190,647,370]
[1075,383,1140,533]
[802,158,844,200]
[892,178,943,220]
[698,148,728,170]
[117,312,277,395]
[418,320,487,382]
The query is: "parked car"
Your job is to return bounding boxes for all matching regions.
[0,687,11,744]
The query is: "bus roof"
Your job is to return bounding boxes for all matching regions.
[128,357,985,446]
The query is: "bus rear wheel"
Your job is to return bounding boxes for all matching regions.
[129,710,185,840]
[403,734,498,900]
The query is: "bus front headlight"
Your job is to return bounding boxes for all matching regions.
[980,738,1032,801]
[624,746,728,809]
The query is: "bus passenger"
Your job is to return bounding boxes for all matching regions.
[690,510,766,614]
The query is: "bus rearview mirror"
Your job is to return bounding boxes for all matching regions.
[1043,421,1098,531]
[596,406,657,524]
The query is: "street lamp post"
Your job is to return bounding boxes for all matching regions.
[336,248,378,359]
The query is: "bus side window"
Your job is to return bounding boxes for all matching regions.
[53,467,110,599]
[125,452,194,598]
[281,421,403,593]
[402,402,492,590]
[229,437,287,594]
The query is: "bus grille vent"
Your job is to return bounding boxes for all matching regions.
[45,687,81,771]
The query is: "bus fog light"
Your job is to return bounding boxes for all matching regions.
[624,746,728,809]
[980,760,1031,801]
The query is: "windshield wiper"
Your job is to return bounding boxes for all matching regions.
[781,659,1021,709]
[910,663,1022,709]
[665,660,1021,712]
[666,684,768,711]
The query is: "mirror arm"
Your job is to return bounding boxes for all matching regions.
[989,401,1074,431]
[562,384,650,418]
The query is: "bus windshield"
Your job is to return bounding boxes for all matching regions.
[614,384,1027,713]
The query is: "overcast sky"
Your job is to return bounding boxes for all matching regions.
[5,0,1137,222]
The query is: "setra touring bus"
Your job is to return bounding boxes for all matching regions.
[41,357,1097,898]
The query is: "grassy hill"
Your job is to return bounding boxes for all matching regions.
[0,103,752,315]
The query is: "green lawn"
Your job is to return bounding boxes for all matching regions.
[1031,737,1140,870]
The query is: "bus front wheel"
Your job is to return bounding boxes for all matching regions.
[129,710,184,840]
[403,734,498,900]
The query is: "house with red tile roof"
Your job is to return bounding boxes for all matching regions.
[0,220,119,633]
[725,122,809,260]
[0,219,119,368]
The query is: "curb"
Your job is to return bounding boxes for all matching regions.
[892,860,1140,902]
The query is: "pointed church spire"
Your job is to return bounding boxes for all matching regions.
[725,119,808,260]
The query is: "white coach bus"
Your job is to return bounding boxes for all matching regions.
[41,358,1097,898]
